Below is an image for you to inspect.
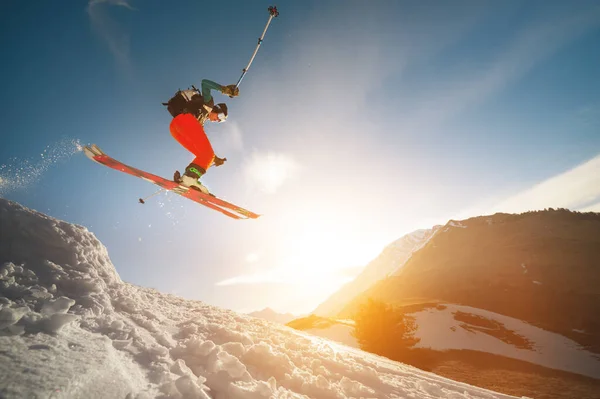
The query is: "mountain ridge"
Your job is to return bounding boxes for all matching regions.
[312,226,441,316]
[337,209,600,352]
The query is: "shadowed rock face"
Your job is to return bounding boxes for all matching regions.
[338,210,600,352]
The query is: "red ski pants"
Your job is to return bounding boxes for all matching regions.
[169,113,214,172]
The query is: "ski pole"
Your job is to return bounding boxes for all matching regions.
[235,5,279,89]
[139,188,165,204]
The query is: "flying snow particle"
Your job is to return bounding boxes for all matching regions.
[0,138,83,195]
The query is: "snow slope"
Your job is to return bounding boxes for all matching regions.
[288,316,359,349]
[410,304,600,379]
[247,308,297,325]
[303,324,358,349]
[0,198,522,398]
[312,227,440,317]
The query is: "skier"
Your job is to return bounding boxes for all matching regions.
[164,79,240,194]
[84,6,277,219]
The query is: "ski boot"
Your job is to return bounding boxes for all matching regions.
[174,164,210,195]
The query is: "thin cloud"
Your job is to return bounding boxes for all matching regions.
[245,253,260,263]
[490,154,600,214]
[578,202,600,213]
[211,122,244,153]
[577,103,600,127]
[215,270,285,286]
[401,5,600,131]
[215,268,353,287]
[225,122,244,152]
[218,150,600,286]
[424,153,600,226]
[243,151,300,194]
[215,260,363,287]
[87,0,135,72]
[89,0,134,9]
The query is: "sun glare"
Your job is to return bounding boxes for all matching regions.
[243,152,300,194]
[277,219,384,284]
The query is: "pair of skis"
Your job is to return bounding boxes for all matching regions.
[83,145,259,220]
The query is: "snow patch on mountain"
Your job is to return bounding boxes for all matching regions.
[448,220,467,229]
[410,304,600,379]
[388,227,441,276]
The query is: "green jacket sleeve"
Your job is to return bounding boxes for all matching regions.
[200,79,223,104]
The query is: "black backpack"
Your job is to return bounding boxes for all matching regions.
[163,89,205,118]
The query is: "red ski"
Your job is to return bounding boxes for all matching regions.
[83,144,260,220]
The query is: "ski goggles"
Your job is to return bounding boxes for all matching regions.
[216,112,227,123]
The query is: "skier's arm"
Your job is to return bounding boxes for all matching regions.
[200,79,223,103]
[201,79,239,101]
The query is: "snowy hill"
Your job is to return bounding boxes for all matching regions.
[286,315,358,349]
[339,211,600,351]
[0,198,521,399]
[312,227,440,317]
[247,308,296,325]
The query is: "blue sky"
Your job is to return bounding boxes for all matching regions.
[1,0,599,315]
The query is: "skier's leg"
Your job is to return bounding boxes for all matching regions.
[170,114,215,170]
[170,113,215,193]
[170,114,202,154]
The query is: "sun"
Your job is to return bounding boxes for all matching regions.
[276,216,384,283]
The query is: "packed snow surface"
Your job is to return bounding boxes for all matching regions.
[247,308,296,325]
[0,199,522,398]
[304,324,358,349]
